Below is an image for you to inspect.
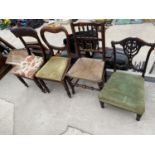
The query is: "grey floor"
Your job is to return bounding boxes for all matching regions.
[0,73,155,135]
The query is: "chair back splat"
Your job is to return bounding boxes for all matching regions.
[40,26,71,59]
[111,37,155,77]
[71,21,106,60]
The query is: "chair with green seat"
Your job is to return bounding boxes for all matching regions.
[35,26,74,98]
[98,37,155,121]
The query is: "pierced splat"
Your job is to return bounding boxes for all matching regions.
[112,37,155,77]
[122,39,142,68]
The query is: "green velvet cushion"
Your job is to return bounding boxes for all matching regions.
[36,56,69,81]
[98,72,145,115]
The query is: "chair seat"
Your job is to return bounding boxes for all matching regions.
[11,55,43,79]
[98,72,145,115]
[67,57,105,82]
[36,56,69,81]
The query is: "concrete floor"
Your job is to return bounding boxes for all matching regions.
[0,73,155,134]
[0,22,155,134]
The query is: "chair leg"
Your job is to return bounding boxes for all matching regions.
[98,82,104,90]
[16,76,29,87]
[39,79,50,93]
[136,114,142,121]
[100,101,105,108]
[63,80,71,98]
[104,69,107,82]
[66,77,75,94]
[33,78,46,93]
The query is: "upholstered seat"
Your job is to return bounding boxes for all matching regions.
[67,57,105,82]
[98,72,145,115]
[98,37,155,121]
[36,56,69,81]
[11,55,43,79]
[9,27,47,93]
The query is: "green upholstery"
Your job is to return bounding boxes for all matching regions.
[36,56,69,81]
[98,72,145,115]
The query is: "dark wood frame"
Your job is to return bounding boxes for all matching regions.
[35,26,75,98]
[101,37,155,121]
[111,37,155,77]
[11,27,46,61]
[0,36,16,50]
[71,21,106,60]
[10,27,47,93]
[68,21,106,91]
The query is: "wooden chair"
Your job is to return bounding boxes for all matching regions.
[98,37,155,121]
[10,27,47,93]
[35,26,74,97]
[0,37,15,79]
[67,22,106,91]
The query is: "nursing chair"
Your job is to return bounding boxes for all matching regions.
[98,37,155,121]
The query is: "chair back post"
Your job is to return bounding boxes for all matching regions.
[0,37,16,50]
[40,26,71,58]
[142,45,155,77]
[101,22,106,61]
[70,22,81,57]
[111,37,155,77]
[111,41,117,72]
[65,34,72,59]
[10,27,46,62]
[19,36,31,55]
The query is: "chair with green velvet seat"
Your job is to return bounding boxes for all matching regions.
[98,37,155,121]
[35,26,74,98]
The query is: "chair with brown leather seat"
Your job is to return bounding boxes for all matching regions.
[10,27,47,92]
[35,26,74,97]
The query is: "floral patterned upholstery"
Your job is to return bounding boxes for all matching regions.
[11,55,43,79]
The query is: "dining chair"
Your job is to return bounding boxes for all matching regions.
[35,26,74,98]
[0,36,16,79]
[10,27,47,93]
[67,21,106,91]
[98,37,155,121]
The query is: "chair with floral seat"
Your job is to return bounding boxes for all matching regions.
[98,37,155,121]
[10,27,47,92]
[35,26,74,98]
